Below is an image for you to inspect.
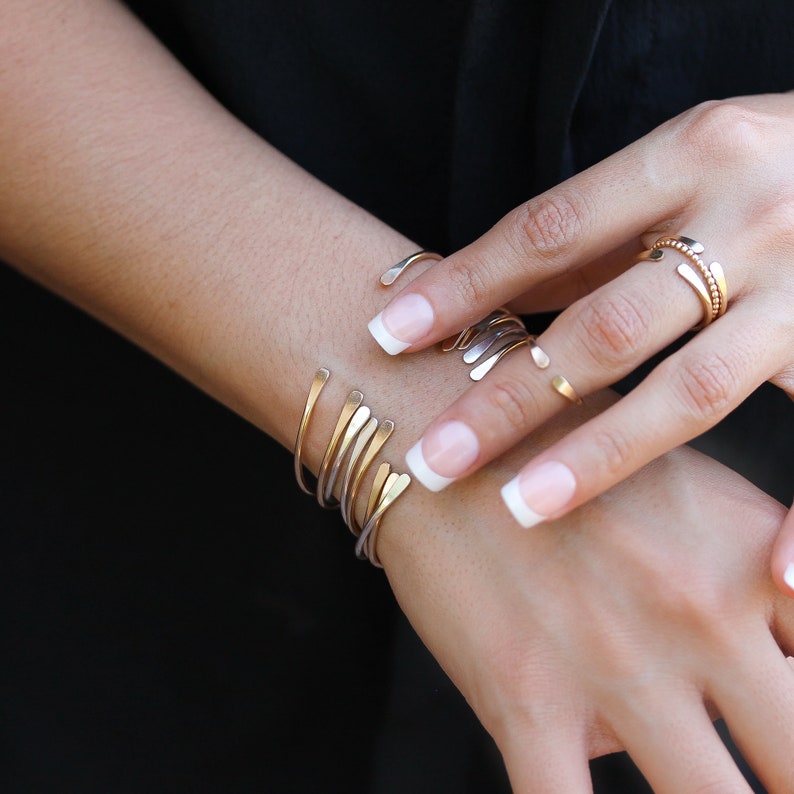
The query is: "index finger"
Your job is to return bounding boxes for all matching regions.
[367,120,688,356]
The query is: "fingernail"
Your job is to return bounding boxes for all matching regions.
[368,293,434,355]
[784,562,794,592]
[500,461,577,528]
[405,421,480,492]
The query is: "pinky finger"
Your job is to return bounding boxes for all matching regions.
[619,702,755,794]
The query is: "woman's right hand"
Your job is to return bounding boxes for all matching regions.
[379,390,794,793]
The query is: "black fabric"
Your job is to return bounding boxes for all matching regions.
[0,265,396,793]
[571,0,794,174]
[3,1,794,791]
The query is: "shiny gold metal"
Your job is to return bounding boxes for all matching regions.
[293,367,330,495]
[366,461,392,520]
[294,367,411,567]
[676,263,714,329]
[341,418,395,535]
[640,235,728,326]
[315,390,365,508]
[321,403,372,507]
[356,470,411,568]
[710,261,728,317]
[552,374,583,405]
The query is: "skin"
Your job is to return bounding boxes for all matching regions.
[2,2,793,790]
[369,91,794,593]
[381,400,794,793]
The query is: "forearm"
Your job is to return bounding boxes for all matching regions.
[0,0,464,475]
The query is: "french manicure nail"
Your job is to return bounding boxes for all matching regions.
[405,421,480,492]
[784,562,794,592]
[500,461,577,528]
[368,293,434,355]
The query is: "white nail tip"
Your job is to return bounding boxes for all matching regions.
[784,562,794,591]
[500,477,545,529]
[405,441,455,492]
[368,313,410,355]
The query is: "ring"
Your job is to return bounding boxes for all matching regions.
[528,337,551,369]
[552,375,583,405]
[379,251,530,381]
[639,235,728,329]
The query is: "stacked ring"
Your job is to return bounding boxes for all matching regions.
[639,235,728,329]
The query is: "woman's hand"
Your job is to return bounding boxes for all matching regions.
[379,391,794,793]
[4,6,793,790]
[365,93,794,566]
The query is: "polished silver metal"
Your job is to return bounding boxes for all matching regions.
[379,250,443,286]
[380,254,530,381]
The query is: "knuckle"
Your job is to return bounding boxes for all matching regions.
[678,99,767,167]
[574,291,650,367]
[755,193,794,242]
[486,374,543,435]
[444,254,493,307]
[669,352,739,427]
[589,423,635,479]
[642,565,743,650]
[509,188,587,266]
[653,572,723,631]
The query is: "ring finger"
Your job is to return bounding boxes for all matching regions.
[402,236,738,494]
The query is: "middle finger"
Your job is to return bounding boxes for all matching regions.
[402,246,704,493]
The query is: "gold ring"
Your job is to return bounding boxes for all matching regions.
[552,375,583,405]
[639,235,728,329]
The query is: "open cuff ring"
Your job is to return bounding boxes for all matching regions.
[638,235,728,329]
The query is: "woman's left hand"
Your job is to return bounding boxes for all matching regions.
[366,91,794,580]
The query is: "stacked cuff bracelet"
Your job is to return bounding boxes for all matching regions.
[293,367,411,568]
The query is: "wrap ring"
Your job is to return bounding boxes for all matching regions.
[552,375,583,405]
[638,235,728,329]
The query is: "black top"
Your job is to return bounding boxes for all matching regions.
[2,2,793,791]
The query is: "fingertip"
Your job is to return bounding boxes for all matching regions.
[405,440,456,492]
[501,475,545,528]
[368,312,410,355]
[500,461,577,529]
[368,292,435,354]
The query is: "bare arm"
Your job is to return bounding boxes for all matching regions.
[3,4,794,792]
[0,0,431,458]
